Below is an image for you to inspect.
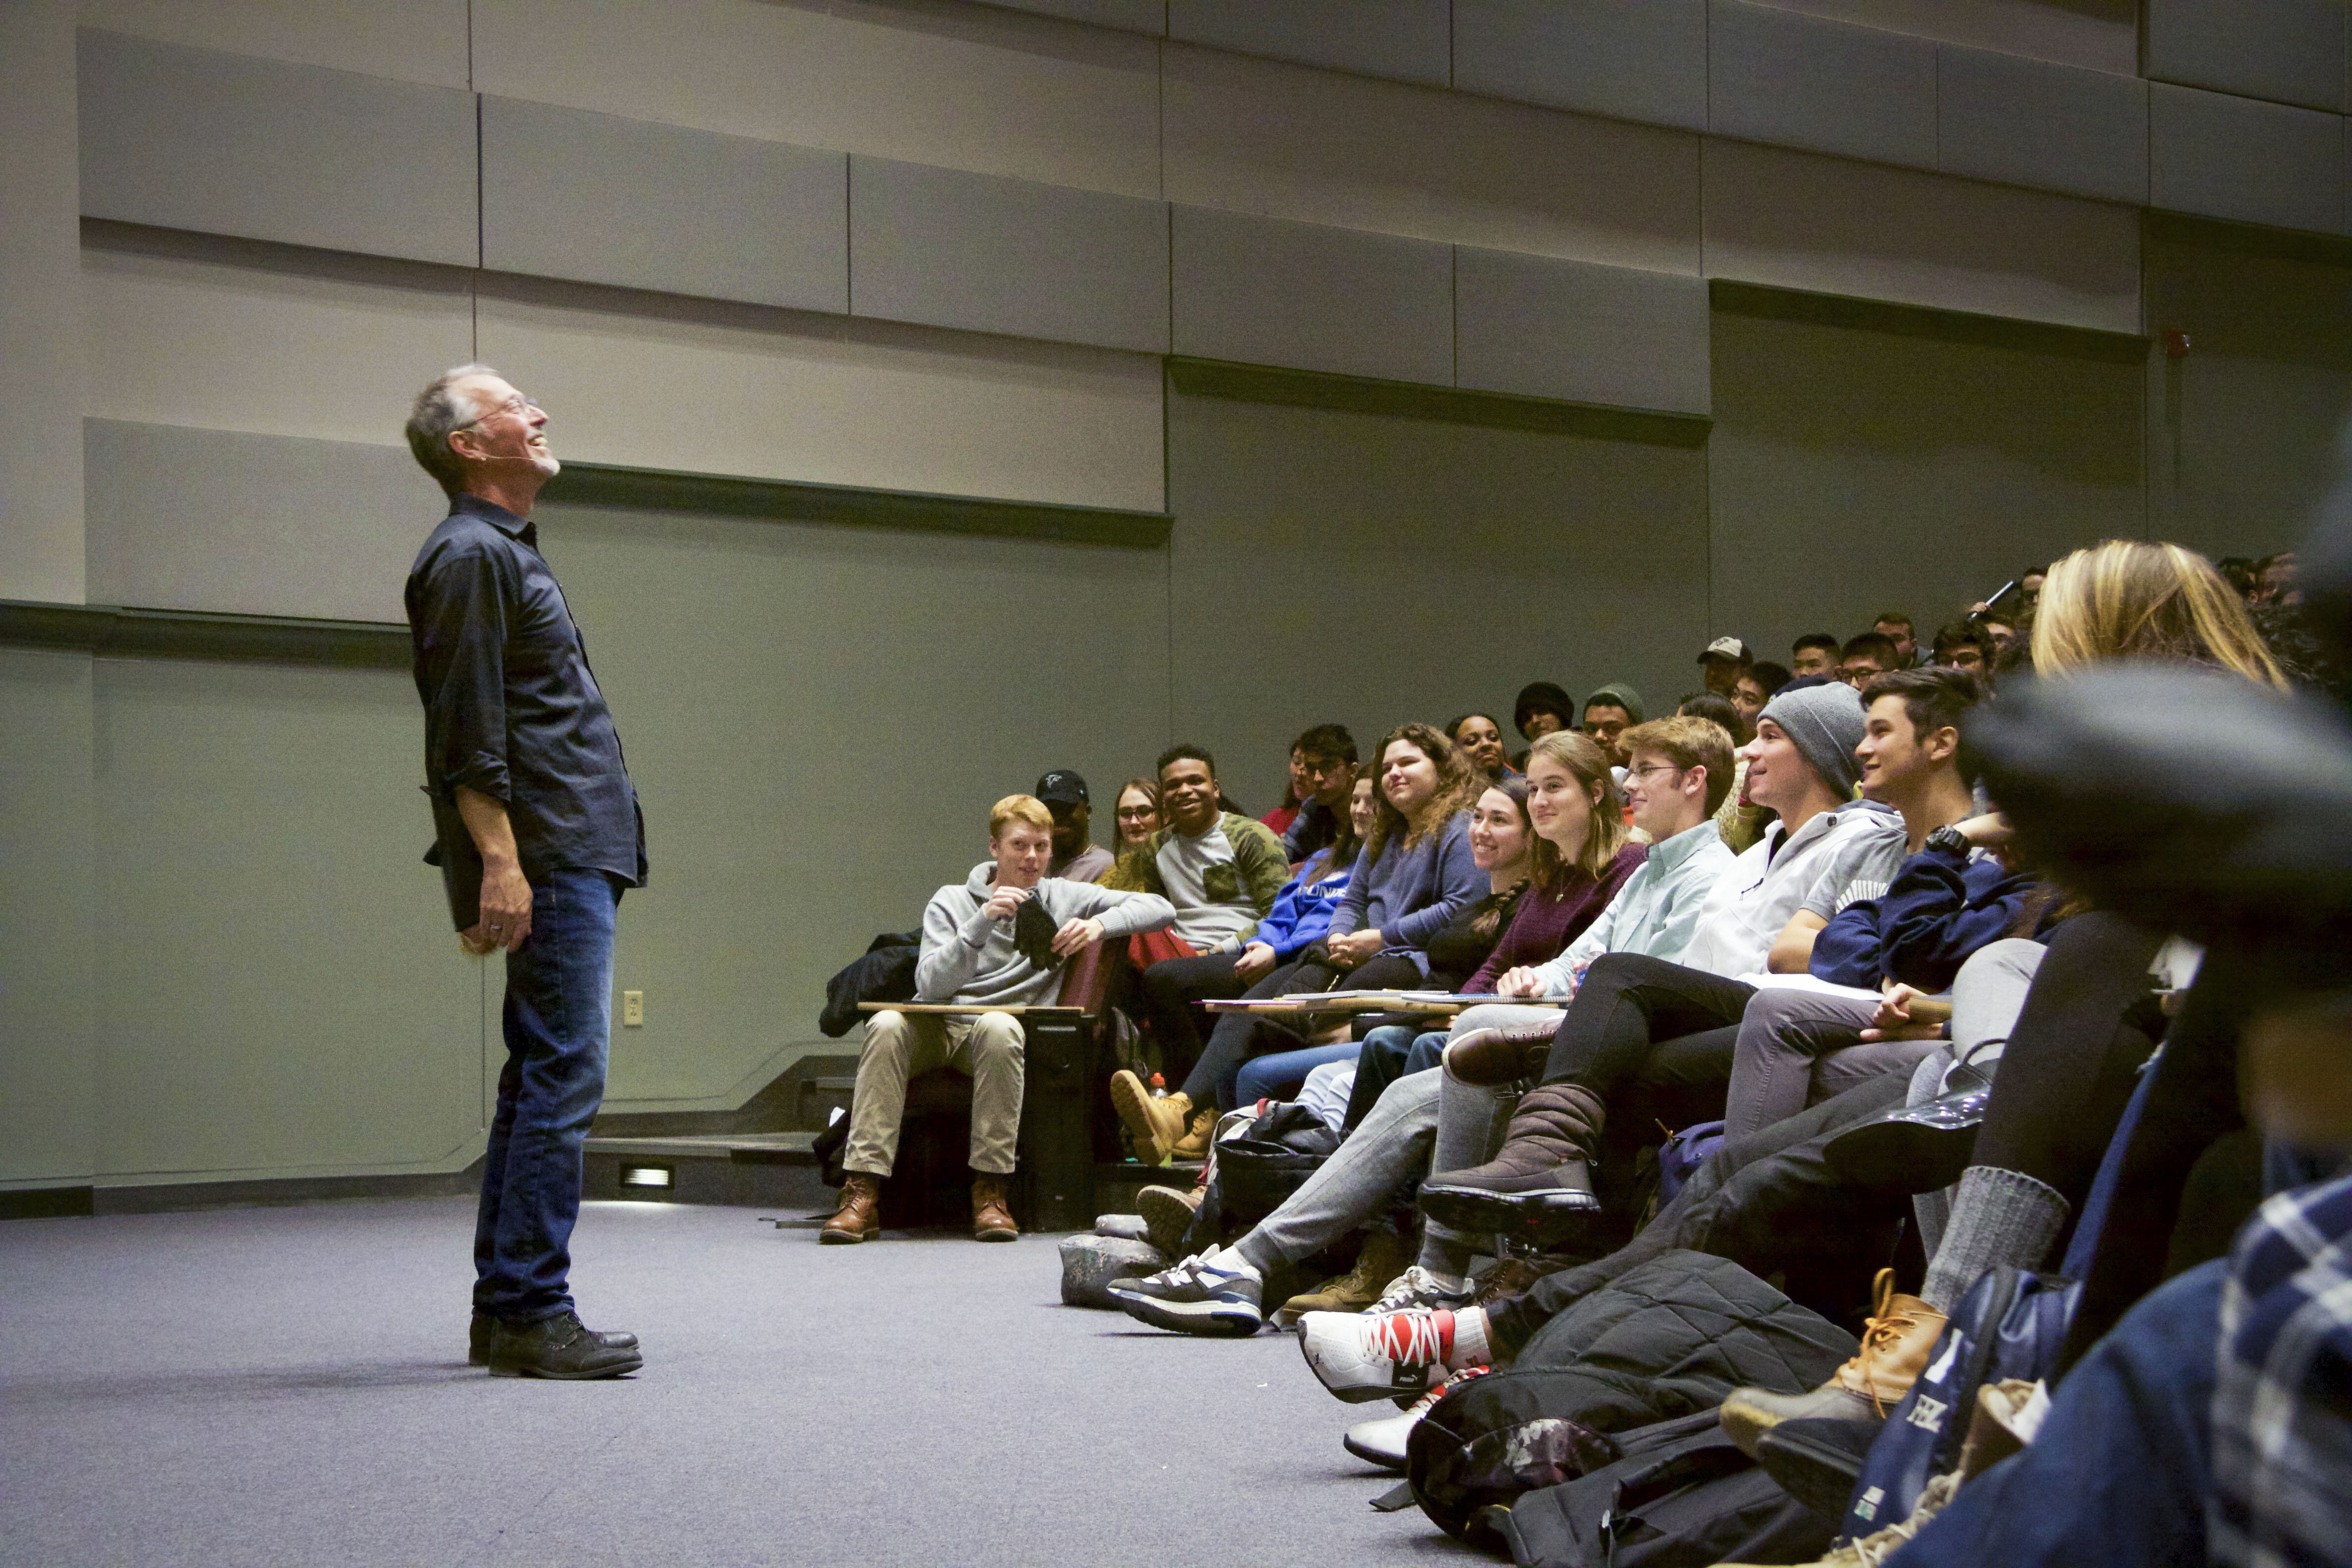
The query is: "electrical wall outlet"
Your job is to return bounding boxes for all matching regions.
[622,990,643,1027]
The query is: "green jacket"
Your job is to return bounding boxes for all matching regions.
[1102,812,1288,951]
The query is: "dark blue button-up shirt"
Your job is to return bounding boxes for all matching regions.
[405,494,645,927]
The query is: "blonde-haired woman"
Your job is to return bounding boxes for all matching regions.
[2033,539,2288,688]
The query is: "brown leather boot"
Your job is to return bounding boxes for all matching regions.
[1444,1020,1562,1088]
[972,1175,1019,1241]
[820,1172,882,1244]
[1167,1102,1218,1161]
[1719,1269,1949,1454]
[1416,1082,1608,1238]
[1111,1071,1192,1164]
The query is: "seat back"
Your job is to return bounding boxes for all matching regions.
[1055,936,1126,1014]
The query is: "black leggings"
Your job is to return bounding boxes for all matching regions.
[1136,951,1252,1088]
[1539,953,1757,1094]
[1179,951,1422,1112]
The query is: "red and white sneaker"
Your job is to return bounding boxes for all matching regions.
[1344,1367,1490,1470]
[1299,1307,1482,1404]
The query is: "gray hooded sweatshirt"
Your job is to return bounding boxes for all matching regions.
[915,863,1174,1009]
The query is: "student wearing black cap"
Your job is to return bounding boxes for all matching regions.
[1035,770,1113,882]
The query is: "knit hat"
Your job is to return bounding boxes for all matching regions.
[1758,681,1867,797]
[1584,682,1647,726]
[1513,681,1577,738]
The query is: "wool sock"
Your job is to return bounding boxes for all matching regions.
[1450,1306,1491,1369]
[1919,1165,2070,1314]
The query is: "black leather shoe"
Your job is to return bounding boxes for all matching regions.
[472,1309,637,1367]
[486,1311,644,1379]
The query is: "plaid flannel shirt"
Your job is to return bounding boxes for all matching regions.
[2210,1169,2352,1568]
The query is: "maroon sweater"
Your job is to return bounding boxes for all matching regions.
[1463,842,1649,993]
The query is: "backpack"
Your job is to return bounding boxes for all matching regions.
[1496,1410,1839,1568]
[1837,1264,2079,1541]
[1208,1102,1338,1229]
[1656,1121,1726,1206]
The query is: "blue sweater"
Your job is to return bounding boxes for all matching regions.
[1328,813,1483,973]
[1810,843,2039,992]
[1252,850,1355,960]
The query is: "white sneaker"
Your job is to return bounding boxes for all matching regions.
[1299,1308,1456,1403]
[1343,1367,1488,1470]
[1368,1265,1471,1315]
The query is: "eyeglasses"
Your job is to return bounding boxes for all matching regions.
[1624,763,1684,782]
[1115,806,1158,820]
[461,392,541,430]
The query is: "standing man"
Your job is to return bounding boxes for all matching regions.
[1036,770,1113,882]
[404,365,645,1381]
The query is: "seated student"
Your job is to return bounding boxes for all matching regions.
[1731,664,1782,741]
[1839,630,1900,689]
[1679,691,1769,854]
[1108,777,1161,856]
[1446,712,1514,783]
[1931,618,1994,677]
[1510,682,1575,770]
[1277,724,1358,864]
[1791,632,1841,680]
[1033,770,1112,882]
[1116,725,1484,1159]
[1579,684,1644,772]
[824,795,1172,1245]
[1418,683,1907,1237]
[1697,636,1752,698]
[1104,746,1289,1104]
[1874,609,1921,666]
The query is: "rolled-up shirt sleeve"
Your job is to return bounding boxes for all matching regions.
[414,551,512,802]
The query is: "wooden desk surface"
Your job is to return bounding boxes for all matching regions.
[1203,994,1563,1017]
[855,1001,1085,1017]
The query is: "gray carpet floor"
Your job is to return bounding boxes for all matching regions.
[1,1197,1487,1567]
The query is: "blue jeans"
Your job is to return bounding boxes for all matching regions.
[1888,1258,2223,1568]
[473,869,623,1323]
[1234,1040,1361,1106]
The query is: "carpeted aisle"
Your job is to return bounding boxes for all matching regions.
[0,1198,1485,1567]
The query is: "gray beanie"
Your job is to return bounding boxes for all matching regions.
[1758,681,1867,798]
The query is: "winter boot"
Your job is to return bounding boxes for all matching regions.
[1416,1082,1607,1241]
[1719,1268,1948,1454]
[1110,1071,1192,1164]
[1443,1019,1563,1088]
[1277,1227,1416,1323]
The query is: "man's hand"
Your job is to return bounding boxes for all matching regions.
[455,786,533,954]
[1324,928,1384,969]
[981,883,1033,923]
[1955,812,2012,848]
[1859,983,1950,1042]
[1496,966,1545,999]
[1233,940,1277,982]
[1051,915,1105,956]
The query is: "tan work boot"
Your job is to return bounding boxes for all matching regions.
[1167,1103,1219,1161]
[1718,1470,1960,1568]
[1277,1228,1416,1324]
[1136,1183,1203,1255]
[1111,1071,1192,1164]
[1719,1268,1948,1454]
[821,1172,882,1244]
[972,1174,1019,1242]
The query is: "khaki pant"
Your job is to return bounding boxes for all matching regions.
[842,1010,1026,1177]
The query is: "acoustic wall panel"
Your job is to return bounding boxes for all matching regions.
[2150,83,2348,236]
[79,0,473,89]
[1453,0,1707,131]
[1167,0,1450,86]
[1707,0,1937,169]
[2146,0,2347,114]
[981,0,1167,33]
[76,29,477,268]
[1730,0,2139,76]
[848,157,1168,353]
[473,0,1163,200]
[1170,206,1453,385]
[1937,48,2148,205]
[481,97,846,314]
[3,1,85,605]
[1163,45,1703,275]
[1454,249,1711,414]
[1703,141,2142,334]
[84,421,429,625]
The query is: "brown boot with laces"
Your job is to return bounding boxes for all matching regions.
[972,1174,1019,1241]
[820,1172,882,1244]
[1719,1268,1947,1455]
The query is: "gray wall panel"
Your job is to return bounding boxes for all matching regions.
[2146,0,2347,114]
[1455,248,1710,414]
[980,0,1167,32]
[481,97,847,314]
[2151,83,2348,236]
[1171,206,1452,385]
[1708,0,1937,169]
[1167,0,1449,86]
[77,28,475,267]
[1937,48,2147,204]
[849,156,1168,352]
[84,421,430,625]
[1453,0,1707,131]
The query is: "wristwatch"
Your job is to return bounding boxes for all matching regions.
[1925,824,1971,857]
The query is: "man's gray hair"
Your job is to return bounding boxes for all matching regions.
[404,363,496,494]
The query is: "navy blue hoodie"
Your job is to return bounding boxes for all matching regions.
[1809,842,2039,992]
